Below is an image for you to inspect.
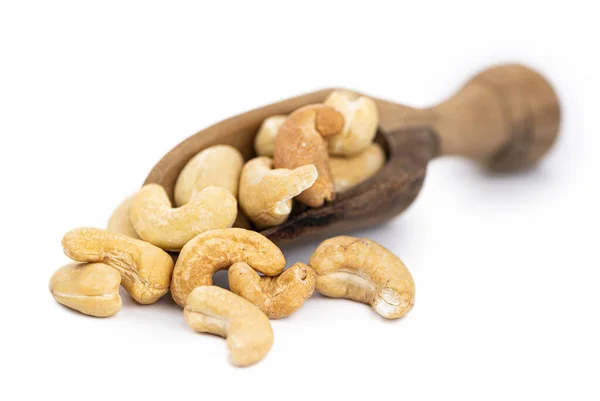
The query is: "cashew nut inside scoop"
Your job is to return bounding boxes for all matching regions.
[309,236,415,319]
[170,228,286,307]
[184,286,273,367]
[129,184,237,251]
[329,143,385,193]
[229,262,316,319]
[273,104,344,207]
[254,115,287,157]
[62,227,174,304]
[239,156,317,229]
[324,90,379,156]
[174,145,244,207]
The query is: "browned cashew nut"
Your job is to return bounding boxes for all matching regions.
[170,228,286,307]
[184,286,273,367]
[62,228,174,304]
[239,157,317,229]
[273,104,344,207]
[309,236,415,319]
[228,262,316,319]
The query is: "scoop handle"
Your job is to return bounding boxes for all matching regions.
[397,64,561,171]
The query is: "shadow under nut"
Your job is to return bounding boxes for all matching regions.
[170,228,286,307]
[309,236,415,319]
[62,227,174,304]
[184,286,273,367]
[228,261,316,319]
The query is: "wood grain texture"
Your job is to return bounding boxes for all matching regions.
[144,64,560,243]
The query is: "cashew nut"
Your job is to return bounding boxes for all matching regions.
[229,262,316,319]
[309,236,415,319]
[330,143,385,193]
[174,145,244,207]
[184,286,273,367]
[324,90,379,156]
[49,262,122,317]
[106,194,140,239]
[130,184,237,251]
[170,228,286,307]
[232,209,253,229]
[62,228,174,304]
[254,115,287,157]
[239,157,317,229]
[273,104,343,207]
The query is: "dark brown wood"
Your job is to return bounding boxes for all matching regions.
[144,64,561,244]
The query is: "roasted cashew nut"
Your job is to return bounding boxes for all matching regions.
[174,145,244,207]
[239,157,317,229]
[106,194,140,239]
[330,143,385,193]
[309,236,415,319]
[324,90,379,156]
[49,262,122,317]
[184,286,273,367]
[62,228,174,304]
[229,262,316,319]
[273,104,344,207]
[254,115,287,157]
[130,184,237,251]
[170,228,286,307]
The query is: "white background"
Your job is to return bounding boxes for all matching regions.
[1,1,599,400]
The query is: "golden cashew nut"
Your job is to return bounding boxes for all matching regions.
[254,115,287,157]
[62,228,174,304]
[174,145,244,207]
[130,184,237,251]
[309,236,415,319]
[330,143,385,193]
[228,262,316,319]
[184,286,273,367]
[106,194,140,239]
[49,262,122,317]
[170,228,286,307]
[239,156,317,229]
[324,90,379,156]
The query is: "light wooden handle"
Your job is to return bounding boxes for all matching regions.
[394,64,561,171]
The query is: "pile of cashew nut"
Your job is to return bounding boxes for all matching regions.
[49,91,414,367]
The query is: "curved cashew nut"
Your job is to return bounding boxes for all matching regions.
[106,194,140,239]
[184,286,273,367]
[324,90,379,156]
[62,228,174,304]
[273,104,344,207]
[170,228,286,307]
[239,157,317,229]
[309,236,415,319]
[330,143,386,193]
[229,262,316,319]
[254,115,287,157]
[49,262,122,317]
[130,184,237,251]
[174,145,244,207]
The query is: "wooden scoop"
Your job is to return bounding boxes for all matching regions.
[145,64,560,244]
